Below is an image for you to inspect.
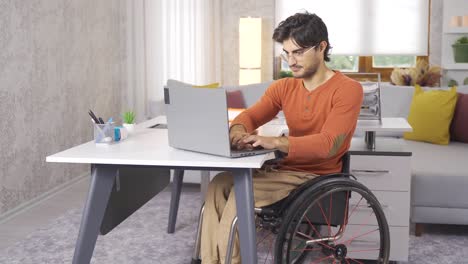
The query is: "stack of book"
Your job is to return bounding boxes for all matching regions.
[359,81,382,122]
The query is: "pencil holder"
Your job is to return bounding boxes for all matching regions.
[94,123,115,144]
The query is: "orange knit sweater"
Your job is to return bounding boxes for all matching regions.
[231,72,363,175]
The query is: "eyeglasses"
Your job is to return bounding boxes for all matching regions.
[280,45,317,62]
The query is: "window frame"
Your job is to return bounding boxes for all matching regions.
[345,0,431,82]
[343,56,428,82]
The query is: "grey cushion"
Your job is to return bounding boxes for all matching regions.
[407,140,468,208]
[380,84,468,118]
[380,84,414,118]
[166,79,271,108]
[166,79,194,89]
[224,82,272,107]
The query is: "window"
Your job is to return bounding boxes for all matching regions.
[372,56,417,68]
[326,55,359,72]
[275,0,430,81]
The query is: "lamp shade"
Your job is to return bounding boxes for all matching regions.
[239,17,262,85]
[239,17,262,68]
[239,69,261,85]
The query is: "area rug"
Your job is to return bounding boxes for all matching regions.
[0,191,467,263]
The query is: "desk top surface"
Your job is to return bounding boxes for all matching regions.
[46,117,279,168]
[46,116,411,167]
[355,117,412,132]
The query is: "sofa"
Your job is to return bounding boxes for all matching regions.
[225,81,468,236]
[379,84,468,235]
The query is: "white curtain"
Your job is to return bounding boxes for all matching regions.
[275,0,429,56]
[126,0,221,121]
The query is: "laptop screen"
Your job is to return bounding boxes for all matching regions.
[165,81,232,157]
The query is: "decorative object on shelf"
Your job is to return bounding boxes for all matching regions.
[452,36,468,63]
[122,111,136,134]
[450,16,462,27]
[390,58,441,87]
[464,77,468,85]
[448,79,459,87]
[463,15,468,27]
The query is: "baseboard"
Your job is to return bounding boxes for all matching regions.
[0,173,89,225]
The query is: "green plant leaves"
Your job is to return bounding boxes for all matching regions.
[123,111,135,124]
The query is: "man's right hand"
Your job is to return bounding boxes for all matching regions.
[229,124,257,150]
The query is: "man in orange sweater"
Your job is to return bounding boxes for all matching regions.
[201,12,363,264]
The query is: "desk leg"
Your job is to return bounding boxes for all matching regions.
[200,171,210,201]
[72,165,117,264]
[167,169,184,233]
[233,168,257,264]
[365,131,376,150]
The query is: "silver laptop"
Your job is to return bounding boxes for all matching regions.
[164,80,275,158]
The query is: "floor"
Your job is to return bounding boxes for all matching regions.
[2,177,468,263]
[0,178,91,250]
[0,176,200,251]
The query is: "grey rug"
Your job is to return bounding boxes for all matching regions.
[0,190,467,264]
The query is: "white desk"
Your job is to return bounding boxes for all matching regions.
[356,118,412,149]
[46,116,276,264]
[46,116,411,263]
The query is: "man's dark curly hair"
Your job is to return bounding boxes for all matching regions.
[273,12,331,62]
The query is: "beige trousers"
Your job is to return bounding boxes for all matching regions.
[200,167,318,264]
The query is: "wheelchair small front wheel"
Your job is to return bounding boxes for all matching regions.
[274,178,390,264]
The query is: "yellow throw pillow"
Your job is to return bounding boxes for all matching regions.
[192,82,220,89]
[403,85,458,145]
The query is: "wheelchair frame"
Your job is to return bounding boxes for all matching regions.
[191,153,390,264]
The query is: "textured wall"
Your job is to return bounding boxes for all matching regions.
[0,0,126,215]
[221,0,275,86]
[429,0,442,66]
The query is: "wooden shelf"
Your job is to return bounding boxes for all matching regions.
[442,0,468,87]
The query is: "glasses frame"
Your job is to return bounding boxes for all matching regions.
[280,44,317,62]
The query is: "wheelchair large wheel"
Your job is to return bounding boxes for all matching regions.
[274,178,390,264]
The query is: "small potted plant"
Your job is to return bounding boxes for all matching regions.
[278,70,293,79]
[452,36,468,63]
[122,111,136,134]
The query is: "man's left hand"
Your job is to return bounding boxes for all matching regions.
[242,135,290,154]
[242,135,277,149]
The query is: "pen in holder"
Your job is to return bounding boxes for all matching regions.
[94,122,115,144]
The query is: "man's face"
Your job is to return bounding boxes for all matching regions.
[282,38,324,79]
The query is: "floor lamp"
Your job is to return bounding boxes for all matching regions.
[239,17,262,85]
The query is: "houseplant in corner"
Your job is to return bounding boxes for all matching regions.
[122,111,136,134]
[452,36,468,63]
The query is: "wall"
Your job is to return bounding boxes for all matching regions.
[429,0,442,66]
[221,0,275,86]
[0,1,126,217]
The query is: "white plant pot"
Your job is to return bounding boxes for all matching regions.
[123,123,135,134]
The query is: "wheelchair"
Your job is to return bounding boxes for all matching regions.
[191,153,390,264]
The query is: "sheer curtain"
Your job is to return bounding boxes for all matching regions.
[275,0,429,56]
[125,0,221,121]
